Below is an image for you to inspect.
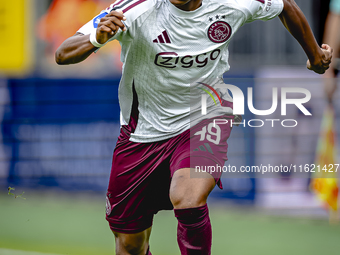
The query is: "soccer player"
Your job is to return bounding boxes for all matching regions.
[55,0,332,254]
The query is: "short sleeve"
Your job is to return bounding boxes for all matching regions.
[245,0,284,23]
[77,10,109,35]
[77,0,155,42]
[77,7,128,42]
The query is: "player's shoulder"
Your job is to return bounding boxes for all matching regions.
[208,0,263,14]
[106,0,160,18]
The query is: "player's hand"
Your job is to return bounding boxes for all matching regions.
[96,10,126,44]
[307,44,333,74]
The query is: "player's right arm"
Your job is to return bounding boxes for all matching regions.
[55,10,126,65]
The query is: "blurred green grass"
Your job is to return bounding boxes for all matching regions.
[1,191,340,255]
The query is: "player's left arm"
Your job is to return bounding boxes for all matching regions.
[279,0,333,74]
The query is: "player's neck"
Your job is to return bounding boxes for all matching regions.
[170,0,202,12]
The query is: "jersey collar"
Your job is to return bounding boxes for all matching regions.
[166,0,206,18]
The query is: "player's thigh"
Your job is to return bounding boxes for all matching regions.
[170,168,215,209]
[113,227,152,255]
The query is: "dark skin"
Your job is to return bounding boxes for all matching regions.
[55,1,333,254]
[278,0,332,74]
[55,0,332,74]
[169,0,202,11]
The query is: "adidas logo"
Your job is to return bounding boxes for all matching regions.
[153,30,171,43]
[193,143,214,155]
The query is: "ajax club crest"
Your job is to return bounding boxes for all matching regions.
[208,21,232,43]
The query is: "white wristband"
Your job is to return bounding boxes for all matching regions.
[90,30,106,48]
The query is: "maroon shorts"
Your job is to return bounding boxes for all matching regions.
[105,114,233,234]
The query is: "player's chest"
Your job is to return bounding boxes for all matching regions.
[141,13,235,52]
[136,11,238,69]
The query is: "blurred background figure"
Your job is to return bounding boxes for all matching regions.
[323,0,340,103]
[309,0,339,223]
[38,0,106,53]
[37,0,123,76]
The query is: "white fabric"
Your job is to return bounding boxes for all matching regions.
[89,30,106,48]
[78,0,284,143]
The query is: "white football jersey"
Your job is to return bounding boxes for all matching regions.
[78,0,284,143]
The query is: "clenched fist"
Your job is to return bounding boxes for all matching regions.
[96,10,127,45]
[307,44,333,74]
